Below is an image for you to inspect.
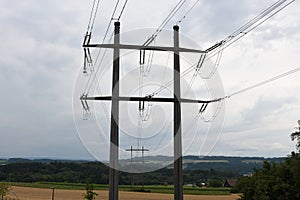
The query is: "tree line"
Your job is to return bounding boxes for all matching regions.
[0,161,237,186]
[234,121,300,199]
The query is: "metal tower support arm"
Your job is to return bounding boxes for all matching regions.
[125,148,149,152]
[80,95,222,104]
[83,43,206,53]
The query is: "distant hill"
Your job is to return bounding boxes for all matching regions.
[0,155,285,174]
[0,155,286,185]
[182,155,285,175]
[0,158,91,165]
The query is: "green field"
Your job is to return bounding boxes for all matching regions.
[0,159,7,164]
[4,182,231,195]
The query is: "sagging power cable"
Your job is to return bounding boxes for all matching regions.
[117,0,129,20]
[83,0,102,76]
[82,0,128,118]
[196,65,300,122]
[149,0,295,97]
[176,0,201,25]
[198,0,295,79]
[137,0,188,121]
[84,0,130,95]
[143,0,187,46]
[83,0,121,94]
[225,66,300,99]
[139,0,188,78]
[86,0,102,33]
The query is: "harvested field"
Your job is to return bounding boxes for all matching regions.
[6,186,240,200]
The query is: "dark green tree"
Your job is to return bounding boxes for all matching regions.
[208,178,223,187]
[236,120,300,200]
[291,120,300,151]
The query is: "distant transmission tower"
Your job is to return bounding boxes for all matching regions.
[126,146,149,189]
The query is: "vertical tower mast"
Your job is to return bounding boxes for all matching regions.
[109,21,120,200]
[173,25,183,200]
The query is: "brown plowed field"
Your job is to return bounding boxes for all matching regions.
[6,186,240,200]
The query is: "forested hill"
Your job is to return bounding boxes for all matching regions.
[182,155,285,174]
[0,156,284,171]
[0,156,285,185]
[0,156,285,173]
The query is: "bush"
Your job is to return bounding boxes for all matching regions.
[208,179,223,187]
[0,183,11,200]
[83,184,98,200]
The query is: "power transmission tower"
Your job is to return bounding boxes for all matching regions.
[78,1,297,199]
[81,21,219,200]
[126,146,149,189]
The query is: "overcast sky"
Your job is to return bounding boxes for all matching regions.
[1,0,300,160]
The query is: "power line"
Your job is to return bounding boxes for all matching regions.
[86,0,97,32]
[143,0,187,46]
[225,66,300,99]
[176,0,201,25]
[149,65,300,122]
[138,0,188,81]
[86,0,103,33]
[84,0,131,94]
[179,0,295,82]
[83,0,103,92]
[117,0,129,20]
[84,0,121,94]
[137,0,189,122]
[208,0,295,59]
[82,0,297,122]
[83,0,295,97]
[139,0,189,94]
[200,0,295,79]
[149,0,295,96]
[83,32,114,94]
[90,0,102,32]
[196,65,300,122]
[103,0,121,42]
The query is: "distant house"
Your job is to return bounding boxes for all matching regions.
[224,179,237,187]
[243,172,253,177]
[184,183,195,187]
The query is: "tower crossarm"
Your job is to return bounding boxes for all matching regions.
[80,95,222,104]
[125,148,149,152]
[83,43,206,54]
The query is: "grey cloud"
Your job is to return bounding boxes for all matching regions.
[0,0,92,159]
[222,95,299,134]
[242,96,297,124]
[0,0,299,159]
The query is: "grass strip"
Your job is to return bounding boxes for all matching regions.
[3,182,231,195]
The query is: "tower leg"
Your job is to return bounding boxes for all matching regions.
[109,21,120,200]
[173,25,183,200]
